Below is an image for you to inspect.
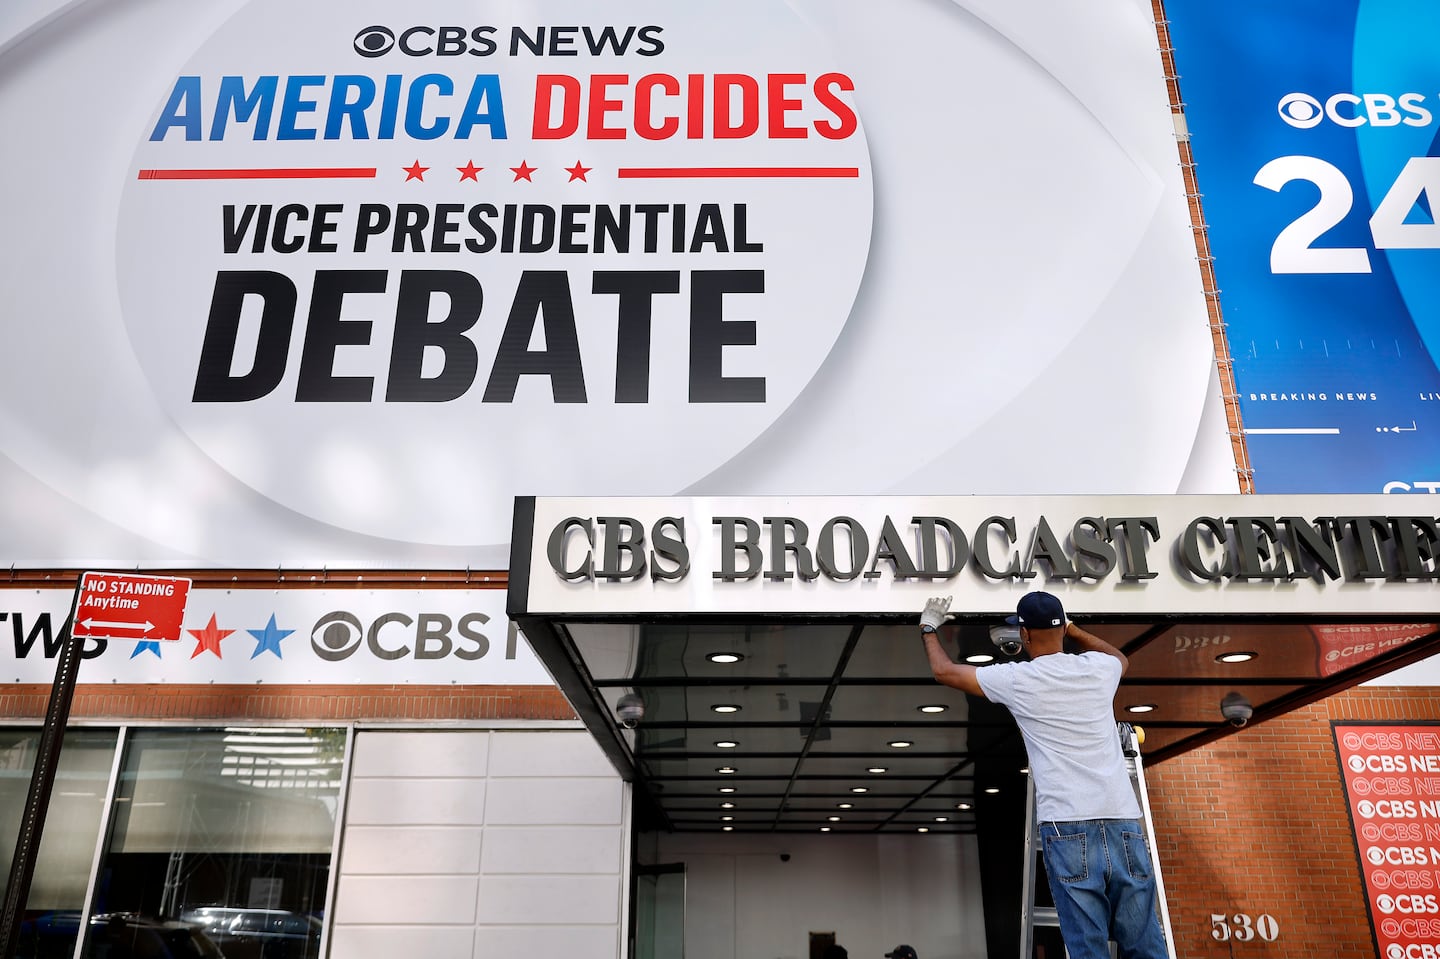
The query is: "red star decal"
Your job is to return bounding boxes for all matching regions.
[510,160,537,182]
[565,161,592,182]
[457,160,483,181]
[188,614,234,659]
[403,160,429,182]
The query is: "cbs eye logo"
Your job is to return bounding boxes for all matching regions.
[353,25,396,57]
[1277,92,1324,128]
[311,611,364,660]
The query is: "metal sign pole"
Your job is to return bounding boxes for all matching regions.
[0,592,82,959]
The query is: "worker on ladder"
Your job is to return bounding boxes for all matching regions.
[919,591,1168,959]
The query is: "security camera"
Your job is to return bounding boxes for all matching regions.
[616,693,645,729]
[1219,692,1253,728]
[779,853,791,862]
[989,625,1022,657]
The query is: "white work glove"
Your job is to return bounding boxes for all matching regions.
[919,595,953,633]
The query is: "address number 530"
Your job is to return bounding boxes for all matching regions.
[1254,155,1439,274]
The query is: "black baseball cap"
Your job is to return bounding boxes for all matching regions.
[885,947,918,959]
[1005,591,1065,629]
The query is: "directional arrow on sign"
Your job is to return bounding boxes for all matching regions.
[80,618,156,633]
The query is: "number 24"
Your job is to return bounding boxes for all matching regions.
[1254,155,1440,274]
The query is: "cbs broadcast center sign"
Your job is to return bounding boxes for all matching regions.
[511,495,1440,617]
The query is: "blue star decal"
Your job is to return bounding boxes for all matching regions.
[131,641,162,659]
[248,614,293,659]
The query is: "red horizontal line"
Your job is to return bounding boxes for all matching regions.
[137,167,377,180]
[618,166,860,179]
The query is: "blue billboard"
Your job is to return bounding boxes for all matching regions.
[1167,1,1440,493]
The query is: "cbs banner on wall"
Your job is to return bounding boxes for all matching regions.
[0,587,549,685]
[1167,1,1440,494]
[0,1,1231,570]
[1334,722,1440,959]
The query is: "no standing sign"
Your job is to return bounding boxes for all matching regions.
[71,571,193,642]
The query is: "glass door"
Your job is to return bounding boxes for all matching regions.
[83,727,345,959]
[0,728,119,959]
[634,863,684,959]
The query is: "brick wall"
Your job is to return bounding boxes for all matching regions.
[1147,685,1440,957]
[0,683,576,723]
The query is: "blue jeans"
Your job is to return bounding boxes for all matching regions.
[1041,819,1168,959]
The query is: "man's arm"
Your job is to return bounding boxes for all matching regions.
[1065,621,1129,674]
[917,596,987,697]
[922,629,986,697]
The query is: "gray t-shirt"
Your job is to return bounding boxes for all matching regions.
[976,651,1141,822]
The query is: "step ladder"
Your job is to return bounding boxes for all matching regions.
[1017,723,1177,959]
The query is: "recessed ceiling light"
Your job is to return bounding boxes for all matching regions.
[719,786,736,793]
[712,704,741,713]
[851,786,868,793]
[918,827,929,833]
[957,802,972,810]
[723,825,734,832]
[984,787,1000,794]
[935,817,948,822]
[918,704,948,714]
[707,652,743,664]
[1019,767,1030,775]
[868,767,888,774]
[721,815,733,821]
[720,802,735,809]
[1127,703,1157,713]
[837,803,853,809]
[1216,651,1256,664]
[820,826,831,832]
[717,766,737,774]
[715,740,739,749]
[888,740,913,749]
[828,816,841,822]
[965,653,995,665]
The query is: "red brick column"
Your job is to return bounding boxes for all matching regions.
[0,684,577,723]
[1148,686,1440,957]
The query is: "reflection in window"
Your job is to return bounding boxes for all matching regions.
[0,729,118,959]
[85,728,345,959]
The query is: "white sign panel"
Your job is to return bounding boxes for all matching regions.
[0,0,1229,569]
[516,495,1440,616]
[0,588,552,685]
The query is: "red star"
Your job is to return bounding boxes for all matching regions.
[403,160,429,182]
[510,160,537,182]
[565,161,592,182]
[457,160,483,181]
[188,614,234,659]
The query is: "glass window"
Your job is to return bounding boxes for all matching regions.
[0,728,118,959]
[85,727,345,959]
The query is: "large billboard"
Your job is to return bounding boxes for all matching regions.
[0,1,1230,569]
[1166,0,1440,494]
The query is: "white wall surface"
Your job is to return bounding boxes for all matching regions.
[330,728,629,959]
[653,830,988,959]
